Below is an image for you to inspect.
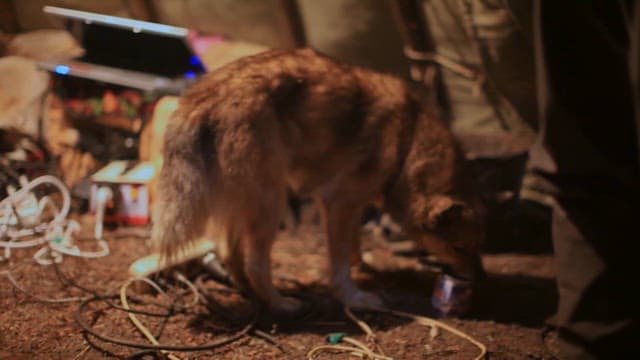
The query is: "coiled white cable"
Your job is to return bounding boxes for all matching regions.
[0,175,71,225]
[0,175,110,264]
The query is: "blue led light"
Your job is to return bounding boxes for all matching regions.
[55,65,70,75]
[184,71,196,79]
[189,55,201,65]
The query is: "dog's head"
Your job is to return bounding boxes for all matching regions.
[410,195,485,280]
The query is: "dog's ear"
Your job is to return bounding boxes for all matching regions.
[424,195,466,231]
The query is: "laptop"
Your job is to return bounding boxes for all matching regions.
[38,6,207,95]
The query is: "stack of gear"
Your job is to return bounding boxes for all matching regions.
[37,6,208,164]
[0,128,49,198]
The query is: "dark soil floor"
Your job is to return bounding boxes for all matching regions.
[1,208,560,359]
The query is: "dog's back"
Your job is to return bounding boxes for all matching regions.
[154,48,413,254]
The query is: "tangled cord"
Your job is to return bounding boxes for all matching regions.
[307,306,488,360]
[61,266,257,357]
[75,296,254,352]
[3,252,261,358]
[0,175,110,265]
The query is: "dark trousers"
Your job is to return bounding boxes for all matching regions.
[528,1,640,357]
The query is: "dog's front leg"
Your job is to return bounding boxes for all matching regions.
[321,198,385,310]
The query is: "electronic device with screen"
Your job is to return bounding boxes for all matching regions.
[38,6,207,94]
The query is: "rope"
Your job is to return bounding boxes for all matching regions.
[308,305,487,359]
[345,306,387,356]
[388,308,487,359]
[120,277,181,360]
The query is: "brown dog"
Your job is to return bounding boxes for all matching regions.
[153,48,484,314]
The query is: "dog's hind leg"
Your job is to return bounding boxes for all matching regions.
[241,186,304,315]
[318,195,385,310]
[220,222,249,290]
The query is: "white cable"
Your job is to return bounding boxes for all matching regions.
[0,175,71,225]
[49,240,110,259]
[45,218,110,260]
[38,195,60,222]
[1,237,18,261]
[0,175,110,264]
[33,246,63,266]
[94,186,113,240]
[0,236,47,248]
[0,175,70,249]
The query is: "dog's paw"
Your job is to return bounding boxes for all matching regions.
[269,295,304,316]
[340,289,385,311]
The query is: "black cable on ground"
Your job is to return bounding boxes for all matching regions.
[75,295,255,351]
[193,276,289,353]
[6,256,264,355]
[6,249,326,357]
[52,260,175,317]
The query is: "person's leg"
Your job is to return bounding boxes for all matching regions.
[530,1,640,357]
[550,195,639,358]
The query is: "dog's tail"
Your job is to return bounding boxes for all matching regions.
[151,106,217,264]
[151,82,291,269]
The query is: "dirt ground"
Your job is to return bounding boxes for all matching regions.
[0,208,560,360]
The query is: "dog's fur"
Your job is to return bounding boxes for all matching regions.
[153,48,484,314]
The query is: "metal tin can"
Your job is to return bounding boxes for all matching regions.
[431,273,473,317]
